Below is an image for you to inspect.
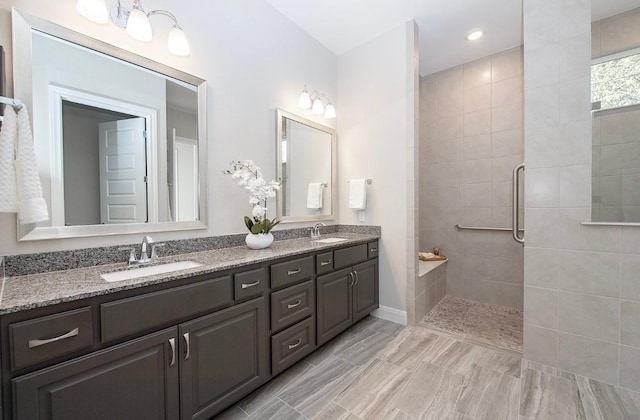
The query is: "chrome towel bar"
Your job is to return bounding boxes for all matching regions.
[455,224,523,232]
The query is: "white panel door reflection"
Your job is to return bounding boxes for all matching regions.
[98,118,147,224]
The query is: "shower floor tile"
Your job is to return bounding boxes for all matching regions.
[418,296,523,353]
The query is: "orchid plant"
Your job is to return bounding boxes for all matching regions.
[225,160,281,234]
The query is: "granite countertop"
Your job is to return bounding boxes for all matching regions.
[0,233,379,315]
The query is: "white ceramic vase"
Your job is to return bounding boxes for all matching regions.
[245,232,274,250]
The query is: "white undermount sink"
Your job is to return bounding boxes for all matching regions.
[101,261,203,282]
[314,237,348,244]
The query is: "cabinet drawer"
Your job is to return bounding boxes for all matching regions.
[271,317,315,375]
[316,252,334,275]
[234,267,266,301]
[270,256,314,290]
[367,241,379,259]
[9,307,94,371]
[271,280,314,333]
[334,244,368,269]
[101,276,233,343]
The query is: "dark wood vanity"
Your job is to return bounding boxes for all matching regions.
[0,240,379,420]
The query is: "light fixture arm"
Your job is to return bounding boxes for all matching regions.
[147,9,182,29]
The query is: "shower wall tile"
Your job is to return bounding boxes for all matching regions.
[621,254,640,301]
[523,324,558,367]
[619,345,640,391]
[557,333,618,385]
[524,286,558,329]
[557,292,619,343]
[620,301,640,348]
[420,47,524,310]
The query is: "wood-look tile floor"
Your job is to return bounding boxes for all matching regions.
[215,315,640,420]
[418,296,523,353]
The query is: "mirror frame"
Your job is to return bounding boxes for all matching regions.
[276,108,336,223]
[12,9,208,241]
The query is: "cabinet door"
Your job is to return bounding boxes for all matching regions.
[352,259,378,323]
[179,297,268,420]
[12,328,179,420]
[317,268,353,346]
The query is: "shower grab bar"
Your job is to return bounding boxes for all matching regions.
[454,224,523,232]
[512,163,525,245]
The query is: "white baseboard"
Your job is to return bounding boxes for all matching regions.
[371,305,407,325]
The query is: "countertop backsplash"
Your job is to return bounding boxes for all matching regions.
[2,225,381,277]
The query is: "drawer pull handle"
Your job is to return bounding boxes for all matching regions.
[320,261,331,266]
[354,270,359,286]
[370,248,377,252]
[183,333,190,360]
[28,327,79,349]
[288,339,302,350]
[287,268,302,275]
[241,280,261,289]
[287,300,302,309]
[169,338,176,367]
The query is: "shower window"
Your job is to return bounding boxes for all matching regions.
[591,51,640,111]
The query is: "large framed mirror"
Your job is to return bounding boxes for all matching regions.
[276,108,336,223]
[591,5,640,223]
[12,9,207,240]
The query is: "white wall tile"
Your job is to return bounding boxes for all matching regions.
[492,129,524,158]
[620,345,640,391]
[557,292,619,342]
[621,300,640,348]
[492,103,524,132]
[464,134,492,160]
[524,44,559,89]
[491,47,523,82]
[464,109,492,136]
[464,84,491,113]
[463,183,492,207]
[525,85,559,129]
[621,254,640,301]
[558,77,591,124]
[463,159,492,184]
[525,125,560,169]
[463,57,491,90]
[559,165,591,208]
[492,77,523,108]
[524,286,558,329]
[558,332,619,384]
[525,167,560,208]
[524,324,558,366]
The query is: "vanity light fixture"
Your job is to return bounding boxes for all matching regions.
[466,30,484,41]
[76,0,190,56]
[297,86,336,119]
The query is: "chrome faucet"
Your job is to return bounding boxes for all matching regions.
[139,236,155,264]
[121,236,161,266]
[310,223,326,240]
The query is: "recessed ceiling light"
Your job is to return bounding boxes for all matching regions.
[466,30,484,41]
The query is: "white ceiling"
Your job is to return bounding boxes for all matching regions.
[265,0,640,76]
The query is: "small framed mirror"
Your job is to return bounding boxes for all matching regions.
[276,108,336,223]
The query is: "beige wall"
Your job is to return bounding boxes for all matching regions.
[420,47,525,310]
[523,1,640,391]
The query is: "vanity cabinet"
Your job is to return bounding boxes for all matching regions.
[1,239,379,420]
[12,328,179,420]
[317,246,379,346]
[179,297,268,420]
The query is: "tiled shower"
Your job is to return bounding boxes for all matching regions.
[419,47,525,311]
[419,1,640,394]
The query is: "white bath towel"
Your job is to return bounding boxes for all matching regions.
[348,179,367,210]
[0,106,18,212]
[15,106,48,224]
[307,183,323,210]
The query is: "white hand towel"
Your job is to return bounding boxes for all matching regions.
[16,106,48,224]
[0,106,18,212]
[349,179,367,210]
[307,183,323,210]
